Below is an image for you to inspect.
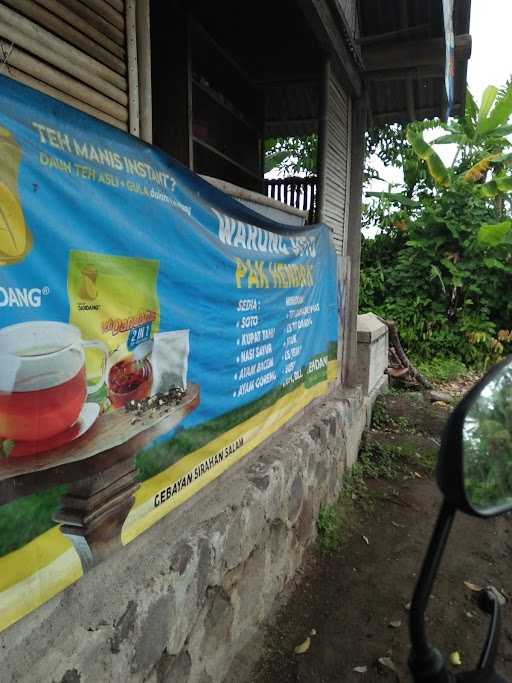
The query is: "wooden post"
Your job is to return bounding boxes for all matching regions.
[337,255,350,384]
[125,0,140,138]
[136,0,152,143]
[342,97,367,387]
[315,59,328,223]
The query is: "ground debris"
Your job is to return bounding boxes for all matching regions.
[294,637,311,654]
[376,656,398,677]
[449,651,462,667]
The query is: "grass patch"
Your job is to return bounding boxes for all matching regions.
[370,397,411,433]
[413,356,468,383]
[0,486,66,556]
[370,399,395,431]
[316,428,437,554]
[359,443,406,480]
[315,462,368,554]
[316,504,345,554]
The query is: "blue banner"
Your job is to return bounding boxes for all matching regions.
[0,76,338,631]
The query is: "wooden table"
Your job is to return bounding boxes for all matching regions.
[0,384,200,571]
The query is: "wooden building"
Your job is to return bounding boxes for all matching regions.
[0,0,472,383]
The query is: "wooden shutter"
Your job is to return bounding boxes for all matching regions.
[0,0,137,132]
[318,62,351,256]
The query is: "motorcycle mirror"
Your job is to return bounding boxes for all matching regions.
[437,355,512,517]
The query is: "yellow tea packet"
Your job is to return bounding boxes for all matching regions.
[68,250,160,411]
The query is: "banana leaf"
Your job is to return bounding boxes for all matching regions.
[480,179,499,197]
[493,124,512,137]
[465,90,478,123]
[440,257,463,287]
[496,176,512,192]
[483,257,510,271]
[478,220,512,247]
[365,191,420,208]
[477,85,498,130]
[462,90,478,138]
[479,83,512,135]
[432,133,463,144]
[463,153,501,183]
[263,150,289,173]
[406,128,449,187]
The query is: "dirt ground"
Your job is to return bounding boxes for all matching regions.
[247,391,512,683]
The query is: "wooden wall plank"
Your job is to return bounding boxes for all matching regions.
[35,0,126,60]
[0,4,127,92]
[0,40,127,121]
[2,66,127,130]
[4,0,126,74]
[57,0,125,45]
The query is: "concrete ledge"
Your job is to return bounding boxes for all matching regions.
[0,386,365,683]
[356,312,387,344]
[200,175,307,226]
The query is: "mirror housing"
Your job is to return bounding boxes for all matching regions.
[437,355,512,518]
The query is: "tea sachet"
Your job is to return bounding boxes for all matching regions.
[151,330,189,394]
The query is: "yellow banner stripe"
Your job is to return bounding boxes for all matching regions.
[122,364,336,543]
[0,533,82,633]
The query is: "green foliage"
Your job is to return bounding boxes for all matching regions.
[479,220,512,246]
[413,357,468,383]
[264,135,318,176]
[361,83,512,370]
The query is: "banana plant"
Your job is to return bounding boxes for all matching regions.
[365,81,512,246]
[433,82,512,151]
[404,85,512,246]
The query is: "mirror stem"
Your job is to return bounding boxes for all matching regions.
[409,501,456,679]
[477,587,503,670]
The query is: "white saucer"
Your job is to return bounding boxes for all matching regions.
[10,402,101,458]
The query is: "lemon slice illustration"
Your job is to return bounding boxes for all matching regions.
[79,265,98,300]
[0,126,32,267]
[0,181,31,265]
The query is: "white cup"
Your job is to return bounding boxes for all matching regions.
[0,321,107,442]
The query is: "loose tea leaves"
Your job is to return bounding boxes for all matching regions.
[125,387,186,417]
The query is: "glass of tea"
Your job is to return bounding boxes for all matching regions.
[108,356,153,409]
[0,321,108,442]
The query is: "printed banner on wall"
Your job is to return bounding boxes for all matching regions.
[0,76,338,632]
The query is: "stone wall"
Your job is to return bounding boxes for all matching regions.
[0,386,365,683]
